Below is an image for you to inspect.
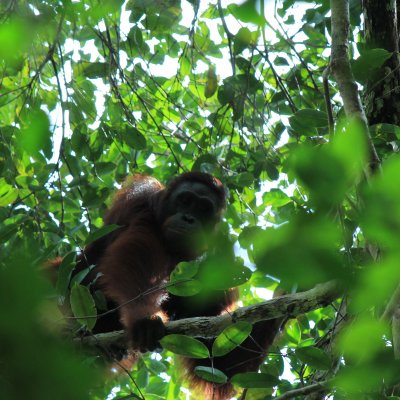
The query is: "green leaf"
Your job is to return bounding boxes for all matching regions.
[361,156,400,247]
[0,19,31,63]
[370,123,400,140]
[233,28,256,55]
[212,322,252,357]
[95,162,117,176]
[293,109,328,128]
[253,214,343,287]
[0,179,18,207]
[230,372,280,388]
[80,62,109,79]
[160,334,210,358]
[236,172,254,188]
[85,224,121,246]
[265,162,280,181]
[167,279,202,296]
[204,65,218,98]
[352,48,392,83]
[70,265,95,286]
[70,283,97,330]
[338,318,387,363]
[180,55,191,76]
[218,81,235,106]
[194,366,228,384]
[18,109,52,158]
[296,346,332,370]
[262,189,291,208]
[274,56,289,66]
[231,1,265,25]
[123,126,147,150]
[127,26,144,49]
[55,251,76,302]
[352,255,400,312]
[170,261,200,280]
[290,145,337,199]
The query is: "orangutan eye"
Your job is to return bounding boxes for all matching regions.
[178,191,194,207]
[198,199,214,216]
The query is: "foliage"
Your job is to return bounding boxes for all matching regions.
[1,0,400,399]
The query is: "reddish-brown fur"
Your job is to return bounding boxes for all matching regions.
[51,173,283,400]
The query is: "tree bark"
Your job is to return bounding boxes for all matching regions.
[330,0,380,174]
[363,0,400,125]
[77,281,340,348]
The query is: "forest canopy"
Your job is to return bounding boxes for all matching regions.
[1,0,400,399]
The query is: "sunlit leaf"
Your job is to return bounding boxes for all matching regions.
[233,27,258,55]
[230,1,265,25]
[0,179,18,207]
[338,317,387,363]
[204,64,218,98]
[212,322,252,357]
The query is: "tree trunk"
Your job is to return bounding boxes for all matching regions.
[363,0,400,125]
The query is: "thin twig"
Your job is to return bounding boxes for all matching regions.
[275,380,331,400]
[323,65,335,137]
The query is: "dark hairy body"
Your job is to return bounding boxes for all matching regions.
[51,172,282,399]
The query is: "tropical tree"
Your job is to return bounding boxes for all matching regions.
[1,0,400,399]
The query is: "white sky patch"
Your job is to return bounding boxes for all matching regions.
[252,286,274,300]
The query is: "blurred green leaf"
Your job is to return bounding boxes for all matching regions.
[17,109,52,159]
[352,255,400,312]
[252,214,343,287]
[0,18,31,62]
[361,155,400,248]
[230,1,265,25]
[338,317,387,363]
[0,250,98,400]
[296,346,331,370]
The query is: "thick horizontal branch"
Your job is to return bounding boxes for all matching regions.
[77,281,340,348]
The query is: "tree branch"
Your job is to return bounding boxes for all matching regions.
[77,281,340,348]
[275,380,331,400]
[330,0,380,174]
